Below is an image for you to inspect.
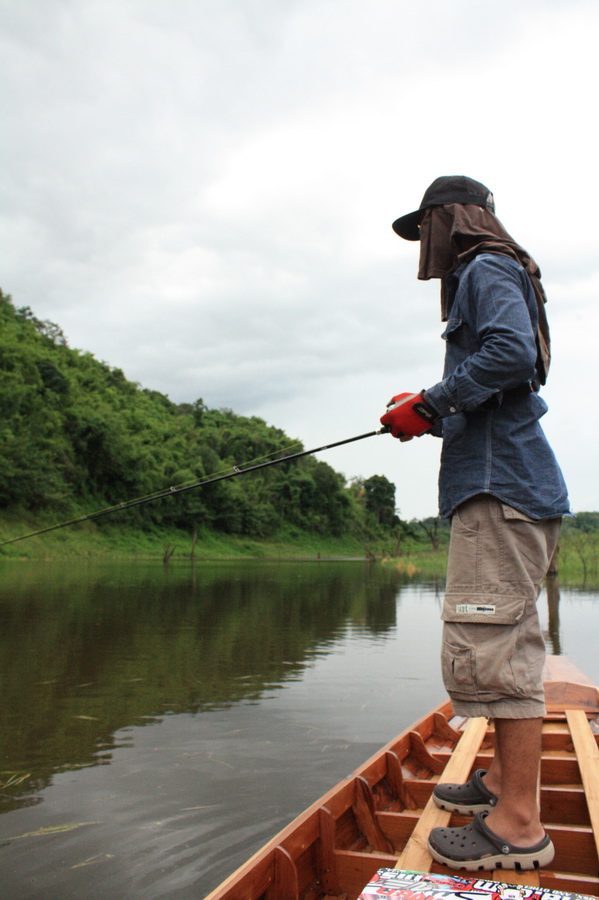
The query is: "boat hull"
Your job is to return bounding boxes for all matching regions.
[205,658,599,900]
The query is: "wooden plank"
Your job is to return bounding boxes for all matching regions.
[539,870,599,897]
[401,779,436,809]
[541,786,590,826]
[544,656,597,686]
[377,810,421,847]
[544,657,599,713]
[566,708,599,866]
[545,682,599,713]
[394,716,489,872]
[547,823,598,876]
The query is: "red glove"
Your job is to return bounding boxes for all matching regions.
[380,392,438,439]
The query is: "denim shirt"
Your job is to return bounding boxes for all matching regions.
[424,253,570,520]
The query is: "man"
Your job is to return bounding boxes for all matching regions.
[380,176,569,871]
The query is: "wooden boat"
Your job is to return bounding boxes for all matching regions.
[205,657,599,900]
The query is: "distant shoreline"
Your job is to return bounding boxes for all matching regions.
[1,515,596,588]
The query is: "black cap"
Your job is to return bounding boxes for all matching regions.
[392,175,495,240]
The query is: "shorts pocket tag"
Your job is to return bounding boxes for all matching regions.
[443,592,525,624]
[456,603,496,615]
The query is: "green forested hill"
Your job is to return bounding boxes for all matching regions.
[0,289,397,544]
[2,289,598,574]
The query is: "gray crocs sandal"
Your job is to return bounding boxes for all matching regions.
[433,768,498,815]
[427,812,555,871]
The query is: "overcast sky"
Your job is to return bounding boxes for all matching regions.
[2,0,598,520]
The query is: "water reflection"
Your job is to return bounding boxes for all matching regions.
[1,560,598,900]
[2,559,595,818]
[0,560,408,810]
[545,573,562,655]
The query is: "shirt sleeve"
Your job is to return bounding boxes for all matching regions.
[424,255,538,416]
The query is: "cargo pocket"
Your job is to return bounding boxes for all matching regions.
[441,618,527,702]
[442,587,529,701]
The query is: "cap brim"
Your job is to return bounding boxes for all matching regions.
[392,209,424,241]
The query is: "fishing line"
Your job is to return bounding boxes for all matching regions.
[0,427,388,547]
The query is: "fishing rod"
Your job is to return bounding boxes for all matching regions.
[0,426,389,547]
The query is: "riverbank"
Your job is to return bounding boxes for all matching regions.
[1,511,596,586]
[0,512,383,562]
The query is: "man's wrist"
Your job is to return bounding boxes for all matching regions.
[413,391,440,424]
[422,384,457,418]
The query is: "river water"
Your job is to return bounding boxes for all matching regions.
[0,559,597,899]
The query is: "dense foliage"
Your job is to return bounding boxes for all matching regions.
[0,290,403,542]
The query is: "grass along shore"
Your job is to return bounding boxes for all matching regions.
[0,511,380,562]
[1,511,597,587]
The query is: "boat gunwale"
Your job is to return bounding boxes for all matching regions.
[203,659,599,900]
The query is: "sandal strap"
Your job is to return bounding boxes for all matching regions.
[470,770,498,804]
[473,812,550,855]
[473,813,512,854]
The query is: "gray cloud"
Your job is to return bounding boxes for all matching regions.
[1,0,598,518]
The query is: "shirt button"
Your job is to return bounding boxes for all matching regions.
[449,406,457,413]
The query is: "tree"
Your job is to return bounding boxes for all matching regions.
[418,516,441,551]
[413,516,450,550]
[0,291,418,545]
[363,475,398,527]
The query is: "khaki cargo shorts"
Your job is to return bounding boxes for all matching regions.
[441,494,561,719]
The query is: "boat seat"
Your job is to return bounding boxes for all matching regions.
[394,715,489,872]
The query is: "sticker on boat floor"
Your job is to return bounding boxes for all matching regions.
[358,869,596,900]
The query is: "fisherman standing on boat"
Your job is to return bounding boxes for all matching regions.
[381,176,570,871]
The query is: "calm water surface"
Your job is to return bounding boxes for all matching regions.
[0,559,597,899]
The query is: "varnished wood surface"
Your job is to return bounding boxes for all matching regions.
[205,658,599,900]
[566,708,599,868]
[394,716,488,873]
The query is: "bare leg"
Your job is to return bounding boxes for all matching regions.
[481,717,545,846]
